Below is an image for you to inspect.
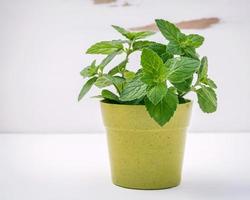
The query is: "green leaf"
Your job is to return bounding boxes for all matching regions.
[108,60,127,76]
[155,19,203,59]
[197,57,217,89]
[149,43,173,62]
[112,25,130,38]
[132,41,157,51]
[148,43,167,55]
[78,77,98,101]
[98,51,121,71]
[80,60,97,78]
[167,41,184,55]
[196,86,217,113]
[198,56,208,81]
[141,48,166,85]
[134,41,173,62]
[185,34,204,48]
[124,71,136,80]
[119,76,147,101]
[155,19,185,42]
[147,84,167,105]
[94,74,125,94]
[145,88,178,126]
[131,31,155,40]
[183,46,199,60]
[112,25,155,40]
[108,76,125,94]
[205,78,217,89]
[172,76,193,93]
[95,75,113,88]
[86,41,123,54]
[101,89,119,101]
[90,95,103,99]
[160,51,173,63]
[166,57,200,83]
[166,40,199,60]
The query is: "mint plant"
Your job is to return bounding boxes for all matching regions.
[78,19,217,126]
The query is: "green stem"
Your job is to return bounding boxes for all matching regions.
[121,39,135,77]
[179,80,199,98]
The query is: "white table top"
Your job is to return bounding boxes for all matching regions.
[0,133,249,200]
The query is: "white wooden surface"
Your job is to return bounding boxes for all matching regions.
[0,133,249,200]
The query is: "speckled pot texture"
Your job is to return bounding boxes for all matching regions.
[100,101,193,190]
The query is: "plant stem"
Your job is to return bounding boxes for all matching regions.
[179,79,199,98]
[121,39,134,77]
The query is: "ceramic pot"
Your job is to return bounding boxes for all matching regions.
[100,101,192,190]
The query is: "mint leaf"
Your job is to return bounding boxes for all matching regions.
[80,60,97,78]
[149,43,173,62]
[155,19,185,42]
[183,46,199,60]
[95,74,125,93]
[132,41,157,51]
[133,41,172,62]
[124,71,136,80]
[108,76,125,94]
[197,57,217,89]
[205,78,217,89]
[141,48,166,85]
[131,31,155,40]
[95,75,112,88]
[155,19,203,60]
[185,34,204,48]
[172,76,193,93]
[198,56,208,81]
[160,52,173,63]
[147,83,167,105]
[120,76,147,101]
[78,77,98,101]
[90,95,103,99]
[166,39,199,60]
[101,89,119,101]
[196,86,217,113]
[167,41,183,55]
[98,51,121,71]
[166,57,200,83]
[86,41,123,54]
[112,25,130,38]
[145,88,178,126]
[112,25,155,40]
[108,60,127,76]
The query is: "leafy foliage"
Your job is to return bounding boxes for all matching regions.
[78,77,97,101]
[147,84,167,105]
[112,25,155,40]
[119,76,147,101]
[80,60,97,78]
[166,57,200,83]
[196,86,217,113]
[78,19,218,126]
[86,41,123,54]
[145,88,178,126]
[101,89,120,102]
[141,48,166,85]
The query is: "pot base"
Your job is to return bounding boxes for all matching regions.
[113,180,180,190]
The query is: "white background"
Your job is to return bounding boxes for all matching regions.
[0,0,250,133]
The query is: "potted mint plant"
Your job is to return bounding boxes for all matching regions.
[78,19,217,190]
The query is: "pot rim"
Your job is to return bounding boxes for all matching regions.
[100,99,192,107]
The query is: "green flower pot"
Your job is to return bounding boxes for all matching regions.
[100,101,193,190]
